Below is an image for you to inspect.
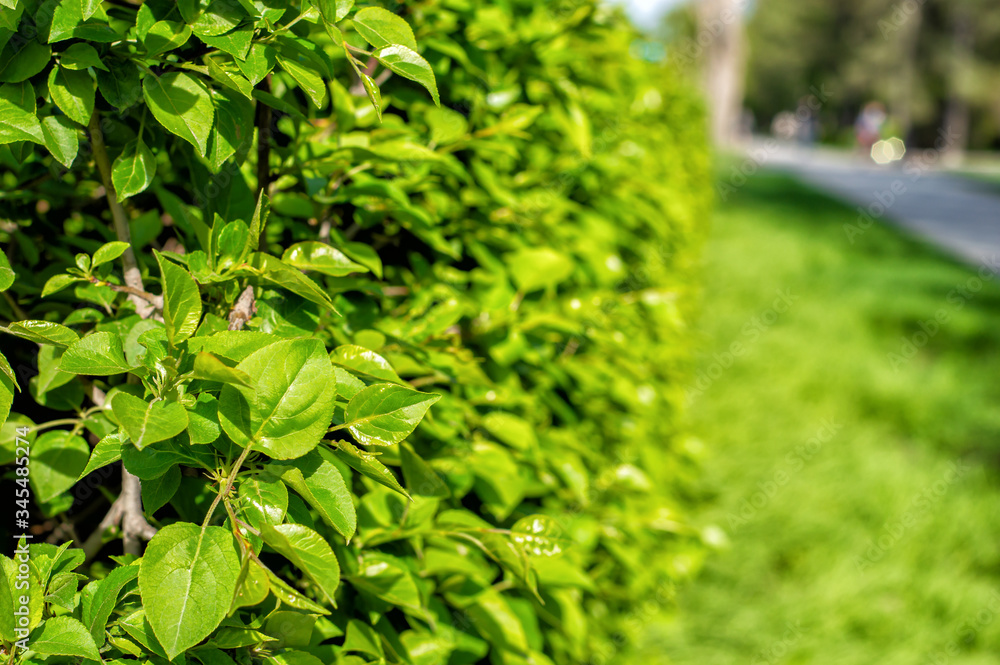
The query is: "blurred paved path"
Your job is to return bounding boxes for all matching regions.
[752,141,1000,271]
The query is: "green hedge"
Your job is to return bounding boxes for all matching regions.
[0,1,710,663]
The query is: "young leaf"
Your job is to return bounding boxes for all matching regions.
[259,524,340,606]
[92,241,130,267]
[218,338,336,460]
[187,393,221,444]
[28,616,101,661]
[282,241,367,277]
[155,250,202,345]
[342,383,441,446]
[143,72,215,157]
[112,393,190,450]
[351,7,417,49]
[268,448,356,541]
[374,45,440,106]
[47,66,95,126]
[112,139,156,199]
[138,523,241,661]
[60,331,132,375]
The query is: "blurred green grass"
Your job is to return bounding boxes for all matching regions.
[644,172,1000,664]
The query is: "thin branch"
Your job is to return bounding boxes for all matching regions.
[203,444,255,528]
[86,110,158,556]
[2,290,27,320]
[90,277,164,310]
[88,110,154,319]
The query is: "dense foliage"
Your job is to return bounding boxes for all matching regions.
[0,0,709,663]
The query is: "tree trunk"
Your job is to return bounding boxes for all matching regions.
[942,10,973,166]
[699,0,747,147]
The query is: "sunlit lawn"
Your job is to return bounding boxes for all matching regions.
[642,172,1000,664]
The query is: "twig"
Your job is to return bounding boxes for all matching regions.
[88,111,154,320]
[90,277,164,310]
[86,110,158,555]
[2,290,27,320]
[227,285,256,331]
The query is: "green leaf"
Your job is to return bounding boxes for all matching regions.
[359,72,382,121]
[92,241,130,267]
[95,58,141,111]
[276,55,327,109]
[206,86,253,172]
[83,563,140,645]
[113,393,190,450]
[341,620,383,658]
[313,0,353,23]
[155,250,202,345]
[400,442,449,498]
[282,241,367,277]
[144,20,191,57]
[270,448,356,542]
[247,191,270,250]
[142,464,181,513]
[186,331,281,362]
[351,7,416,49]
[139,523,241,661]
[0,250,13,290]
[200,24,253,61]
[510,515,571,557]
[330,344,401,383]
[237,474,287,531]
[29,616,101,661]
[331,441,409,498]
[219,338,336,460]
[252,253,337,313]
[3,320,78,346]
[342,383,440,446]
[79,431,125,479]
[374,45,440,106]
[0,81,42,144]
[60,331,132,374]
[42,274,85,297]
[143,71,215,157]
[0,38,50,83]
[31,431,89,503]
[507,248,574,292]
[350,552,421,609]
[259,524,340,606]
[47,66,95,125]
[236,42,277,86]
[187,393,221,444]
[112,138,155,199]
[191,352,253,387]
[0,370,13,442]
[59,43,107,71]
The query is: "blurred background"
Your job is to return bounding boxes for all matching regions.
[610,0,1000,663]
